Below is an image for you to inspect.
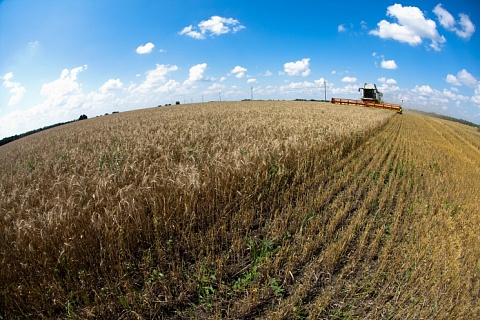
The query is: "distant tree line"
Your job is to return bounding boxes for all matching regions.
[294,98,330,102]
[0,114,88,147]
[408,110,479,128]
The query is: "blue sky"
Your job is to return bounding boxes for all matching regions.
[1,0,478,138]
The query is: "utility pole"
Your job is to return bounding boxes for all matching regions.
[219,92,221,102]
[324,79,327,101]
[251,86,253,100]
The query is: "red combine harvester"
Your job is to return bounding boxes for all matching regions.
[331,83,402,114]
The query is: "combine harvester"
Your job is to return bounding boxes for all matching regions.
[331,83,402,114]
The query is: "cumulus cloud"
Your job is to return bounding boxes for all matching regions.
[442,88,468,102]
[377,82,400,94]
[370,3,445,51]
[40,65,87,107]
[136,42,155,54]
[1,65,90,136]
[231,66,247,78]
[2,72,26,105]
[338,24,346,32]
[207,82,225,91]
[330,84,360,96]
[472,84,480,104]
[446,74,460,86]
[433,4,475,40]
[179,16,245,39]
[457,69,478,88]
[184,63,208,85]
[446,69,478,88]
[378,77,397,84]
[456,14,476,39]
[92,79,124,104]
[99,79,123,94]
[134,64,179,93]
[341,76,357,83]
[247,78,257,84]
[278,78,332,96]
[412,84,434,95]
[381,59,397,69]
[284,58,311,77]
[1,66,124,138]
[433,4,455,30]
[179,25,203,39]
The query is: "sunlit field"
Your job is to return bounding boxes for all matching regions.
[1,101,479,319]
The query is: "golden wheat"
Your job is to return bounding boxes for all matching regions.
[1,101,479,319]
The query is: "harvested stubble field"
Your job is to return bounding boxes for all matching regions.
[1,101,480,319]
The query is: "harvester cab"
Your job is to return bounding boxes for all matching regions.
[359,83,383,102]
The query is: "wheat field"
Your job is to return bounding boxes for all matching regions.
[1,101,479,319]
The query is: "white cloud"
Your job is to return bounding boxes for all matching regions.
[378,77,397,84]
[442,88,468,102]
[446,69,478,88]
[278,78,332,97]
[40,65,87,106]
[472,84,480,104]
[1,66,128,138]
[207,83,225,91]
[284,58,311,77]
[179,25,204,39]
[99,79,123,94]
[184,63,208,85]
[338,24,346,32]
[247,78,257,84]
[179,16,245,39]
[330,84,360,96]
[412,84,434,95]
[457,69,478,88]
[446,74,460,86]
[200,16,245,35]
[381,59,397,69]
[377,83,400,94]
[1,65,89,137]
[341,76,357,83]
[231,66,247,78]
[264,70,273,77]
[433,4,455,30]
[136,42,155,54]
[134,64,179,93]
[2,72,26,105]
[433,4,475,40]
[456,14,476,40]
[370,3,445,51]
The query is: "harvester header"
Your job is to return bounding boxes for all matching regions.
[331,83,402,114]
